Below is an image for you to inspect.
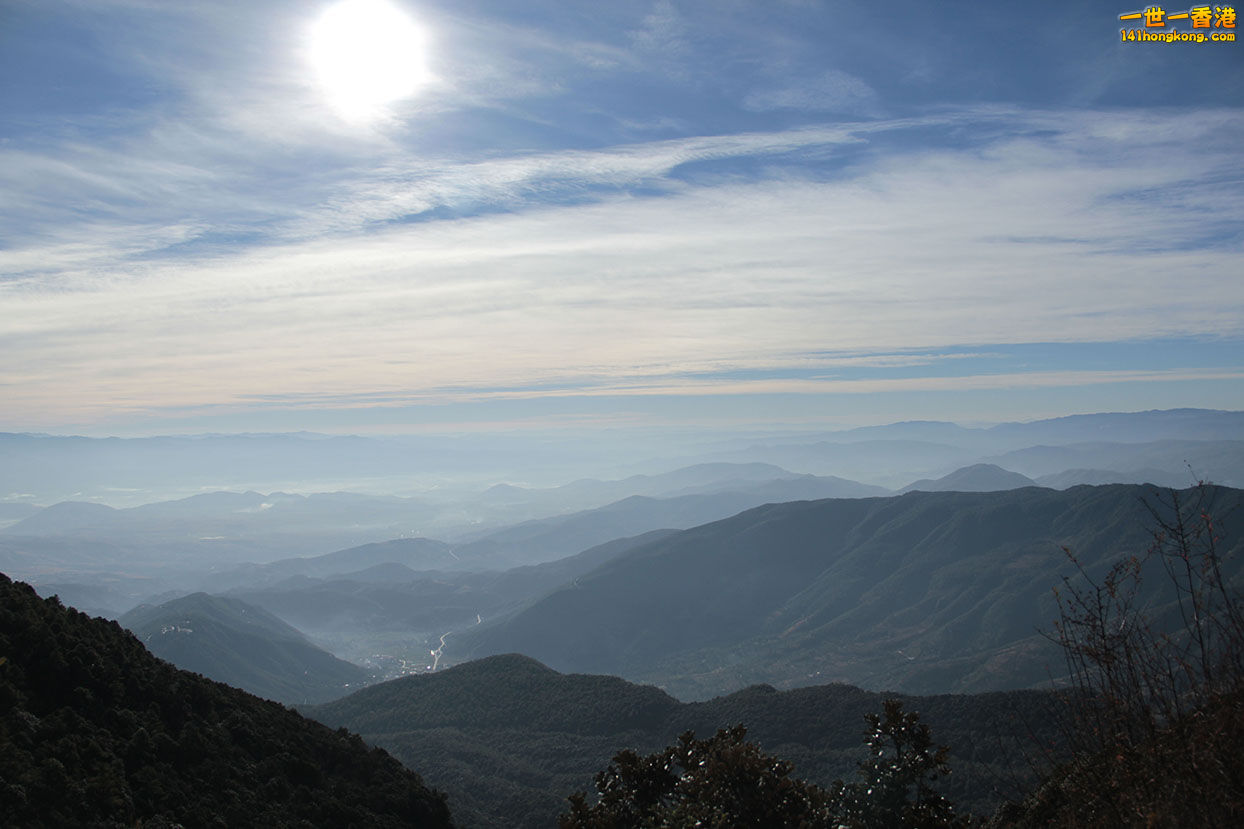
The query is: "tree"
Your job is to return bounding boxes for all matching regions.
[834,698,968,829]
[559,724,835,828]
[999,484,1244,826]
[560,701,968,828]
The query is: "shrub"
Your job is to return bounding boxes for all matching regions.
[999,484,1244,826]
[561,700,970,828]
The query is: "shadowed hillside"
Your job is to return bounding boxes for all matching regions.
[121,592,371,704]
[0,573,453,828]
[308,653,1058,828]
[455,485,1244,698]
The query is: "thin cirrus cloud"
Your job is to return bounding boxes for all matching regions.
[2,105,1240,431]
[743,69,880,115]
[0,115,910,275]
[12,105,1235,274]
[2,0,1241,433]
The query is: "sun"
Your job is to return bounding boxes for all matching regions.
[308,0,431,123]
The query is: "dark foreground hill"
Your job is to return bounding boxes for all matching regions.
[308,653,1059,829]
[0,573,453,828]
[454,484,1244,699]
[121,592,370,705]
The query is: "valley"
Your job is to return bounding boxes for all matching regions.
[3,409,1242,826]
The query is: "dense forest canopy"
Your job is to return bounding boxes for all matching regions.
[0,574,453,828]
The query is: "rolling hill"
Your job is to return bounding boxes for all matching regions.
[900,463,1037,493]
[200,536,462,591]
[120,592,370,704]
[307,652,1059,828]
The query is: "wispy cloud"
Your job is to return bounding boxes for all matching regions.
[629,1,690,57]
[0,117,895,271]
[3,0,1241,434]
[3,107,1240,430]
[743,69,879,115]
[219,368,1244,407]
[16,105,1202,273]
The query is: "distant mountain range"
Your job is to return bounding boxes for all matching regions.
[452,474,888,567]
[984,439,1243,484]
[2,490,438,566]
[6,410,1240,628]
[0,463,887,594]
[195,475,908,642]
[478,461,811,506]
[221,531,679,652]
[702,409,1244,488]
[811,408,1244,447]
[199,537,462,591]
[135,481,1244,700]
[120,592,370,704]
[453,484,1244,699]
[1,464,891,619]
[0,430,596,505]
[3,408,1239,504]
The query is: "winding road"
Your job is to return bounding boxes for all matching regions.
[430,613,482,671]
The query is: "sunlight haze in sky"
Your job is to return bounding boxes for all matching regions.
[1,0,1241,437]
[308,0,432,122]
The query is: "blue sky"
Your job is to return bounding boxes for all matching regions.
[1,0,1241,437]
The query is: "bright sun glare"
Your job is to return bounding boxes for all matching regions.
[308,0,430,122]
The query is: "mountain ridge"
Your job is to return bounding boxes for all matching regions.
[453,484,1244,699]
[120,592,370,704]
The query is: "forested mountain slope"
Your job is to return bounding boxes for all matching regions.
[121,592,370,704]
[456,485,1244,698]
[0,574,453,828]
[308,653,1058,828]
[451,479,889,568]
